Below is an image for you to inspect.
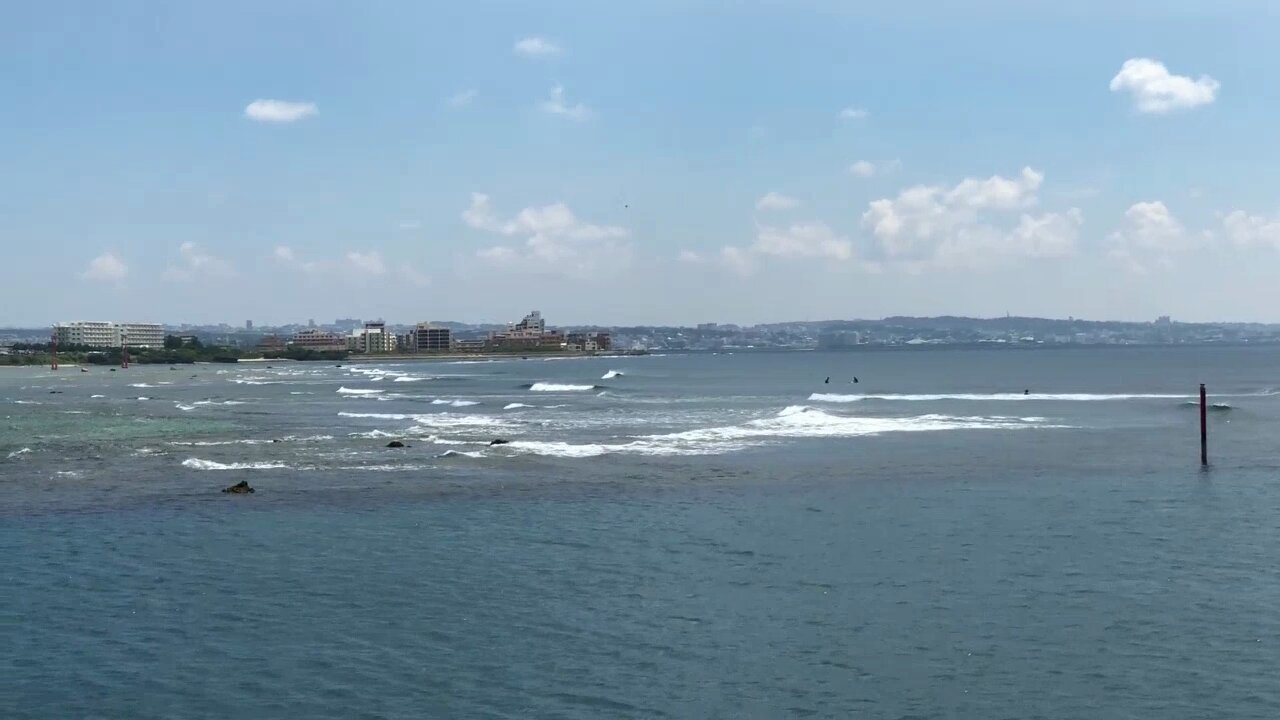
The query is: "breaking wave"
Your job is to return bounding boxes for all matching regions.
[504,403,534,410]
[528,383,597,392]
[431,399,480,407]
[507,405,1059,458]
[181,458,289,470]
[809,392,1190,403]
[338,386,384,395]
[7,447,32,458]
[601,370,624,380]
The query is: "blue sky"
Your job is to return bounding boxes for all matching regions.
[4,0,1279,326]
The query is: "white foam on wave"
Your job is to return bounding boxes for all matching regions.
[182,458,289,471]
[338,387,383,395]
[175,403,197,412]
[14,400,40,405]
[808,392,1189,403]
[194,399,247,406]
[339,411,516,430]
[348,429,400,439]
[504,402,534,410]
[529,382,595,392]
[431,399,479,407]
[136,396,150,401]
[437,449,484,459]
[90,394,105,399]
[129,383,155,388]
[393,376,428,382]
[602,370,624,380]
[507,405,1060,458]
[7,447,32,458]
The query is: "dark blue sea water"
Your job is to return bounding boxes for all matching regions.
[4,347,1280,718]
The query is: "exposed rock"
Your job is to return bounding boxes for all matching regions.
[488,438,511,446]
[386,440,406,448]
[222,480,254,494]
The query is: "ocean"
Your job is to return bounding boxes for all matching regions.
[3,346,1280,718]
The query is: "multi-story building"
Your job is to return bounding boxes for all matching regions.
[55,321,165,349]
[118,323,165,348]
[410,323,452,353]
[349,321,398,354]
[289,329,348,352]
[566,331,612,352]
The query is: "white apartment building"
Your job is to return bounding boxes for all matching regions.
[348,321,398,354]
[55,321,165,349]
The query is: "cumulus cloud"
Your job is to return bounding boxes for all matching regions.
[162,242,234,281]
[716,222,854,276]
[244,99,318,123]
[464,193,629,274]
[849,160,876,178]
[81,252,128,282]
[839,107,869,120]
[540,85,591,121]
[755,192,799,211]
[677,250,705,263]
[346,251,387,275]
[446,89,478,108]
[271,246,326,274]
[1109,58,1219,114]
[861,167,1076,266]
[1220,210,1280,250]
[1108,201,1189,272]
[514,37,561,57]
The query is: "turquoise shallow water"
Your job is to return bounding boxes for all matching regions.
[4,348,1280,718]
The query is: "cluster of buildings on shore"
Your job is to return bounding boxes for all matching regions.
[53,321,166,349]
[260,311,612,356]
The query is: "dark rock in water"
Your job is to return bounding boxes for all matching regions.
[489,438,511,446]
[386,440,406,448]
[222,480,254,494]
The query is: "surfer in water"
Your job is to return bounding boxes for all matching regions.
[1024,389,1030,395]
[825,377,830,384]
[852,376,859,384]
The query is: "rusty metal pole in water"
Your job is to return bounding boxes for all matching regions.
[1200,383,1208,467]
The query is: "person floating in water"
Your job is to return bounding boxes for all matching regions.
[1024,389,1030,395]
[853,377,859,384]
[824,377,830,384]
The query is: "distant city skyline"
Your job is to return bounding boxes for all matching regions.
[6,2,1280,325]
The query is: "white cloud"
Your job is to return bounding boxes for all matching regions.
[244,99,318,123]
[1108,201,1189,272]
[754,222,853,261]
[1109,58,1219,114]
[849,160,876,178]
[1220,210,1280,250]
[514,37,561,57]
[755,192,799,211]
[81,252,128,282]
[716,222,855,276]
[272,245,325,274]
[346,251,387,275]
[446,89,478,108]
[162,241,234,281]
[464,193,629,274]
[861,167,1073,266]
[540,85,591,121]
[839,107,869,120]
[719,246,755,277]
[677,250,704,264]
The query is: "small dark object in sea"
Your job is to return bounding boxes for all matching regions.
[80,368,88,373]
[49,390,62,394]
[489,439,511,446]
[271,439,281,443]
[335,364,342,368]
[222,480,254,494]
[109,369,117,372]
[266,365,272,369]
[386,440,406,448]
